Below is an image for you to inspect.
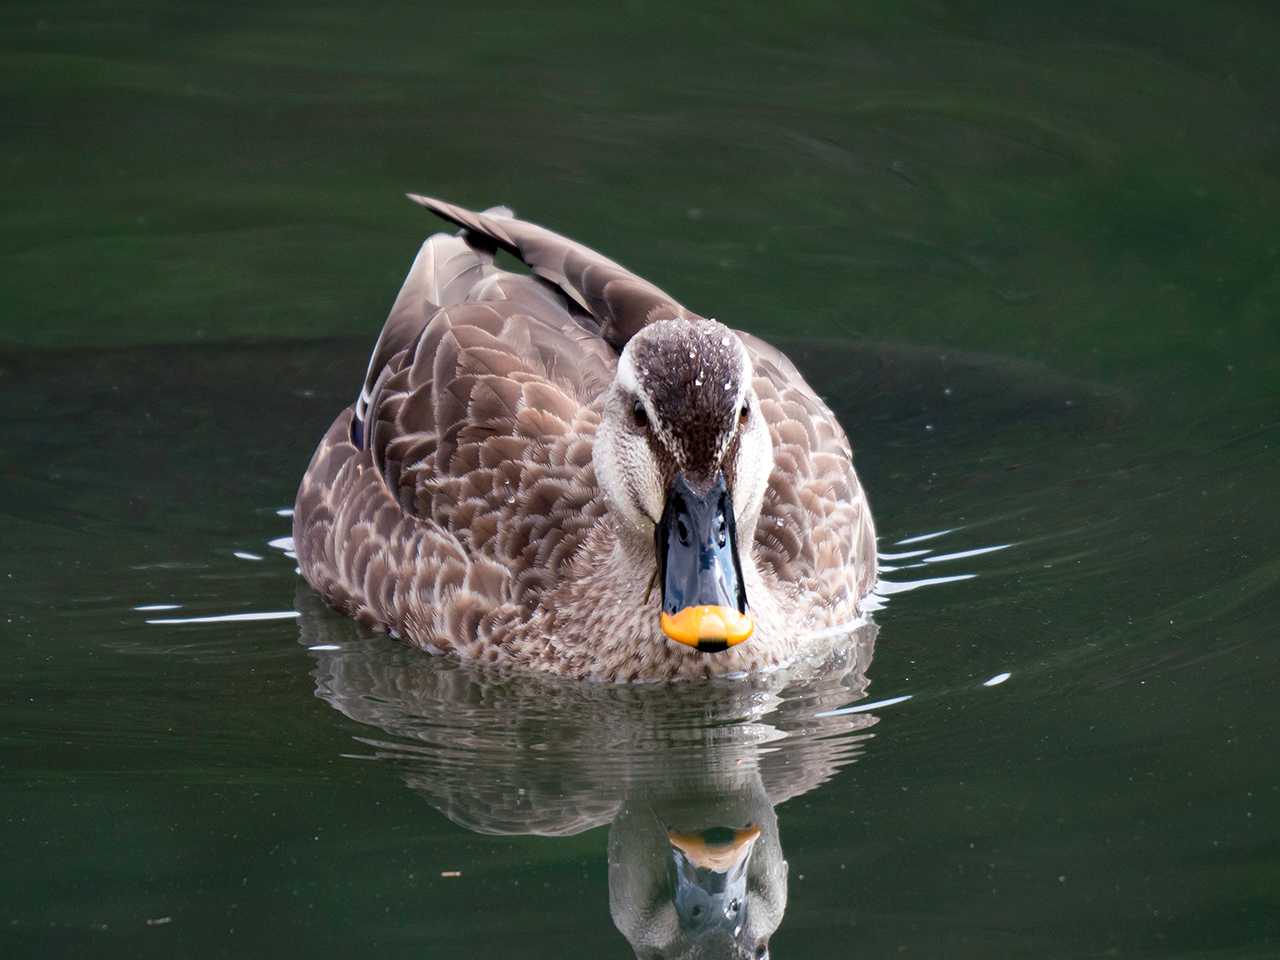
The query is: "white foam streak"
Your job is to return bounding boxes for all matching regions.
[146,611,300,625]
[894,528,956,545]
[923,544,1011,564]
[878,548,932,560]
[816,694,913,718]
[875,573,976,595]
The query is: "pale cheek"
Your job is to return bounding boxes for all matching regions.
[621,441,664,523]
[596,424,662,529]
[594,423,634,526]
[733,422,772,521]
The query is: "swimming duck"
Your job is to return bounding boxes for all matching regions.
[293,196,876,681]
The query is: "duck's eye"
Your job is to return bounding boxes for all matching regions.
[632,398,649,430]
[739,401,750,424]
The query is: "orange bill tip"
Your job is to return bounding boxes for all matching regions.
[659,605,754,651]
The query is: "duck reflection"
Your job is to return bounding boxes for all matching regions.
[295,587,880,958]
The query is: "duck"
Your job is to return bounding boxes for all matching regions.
[293,195,877,682]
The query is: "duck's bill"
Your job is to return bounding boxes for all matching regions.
[655,472,753,652]
[659,606,753,651]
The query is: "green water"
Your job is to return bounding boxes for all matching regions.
[3,2,1279,956]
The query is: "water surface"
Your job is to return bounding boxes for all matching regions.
[3,2,1279,957]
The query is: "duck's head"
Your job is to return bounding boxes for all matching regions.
[595,319,774,653]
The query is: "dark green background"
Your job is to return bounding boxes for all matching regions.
[2,2,1278,957]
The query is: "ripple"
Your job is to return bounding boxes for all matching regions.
[875,573,976,595]
[922,543,1012,563]
[815,693,914,718]
[144,610,300,625]
[894,527,958,545]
